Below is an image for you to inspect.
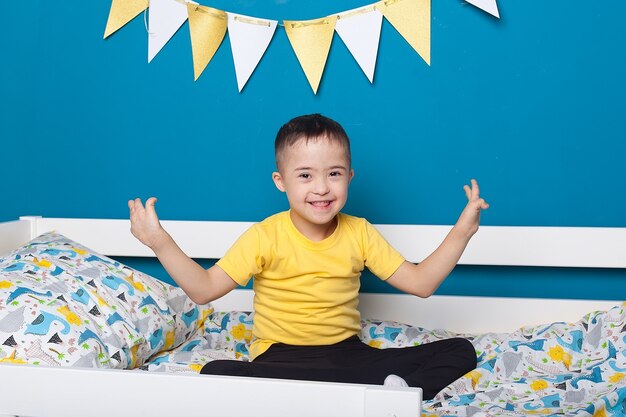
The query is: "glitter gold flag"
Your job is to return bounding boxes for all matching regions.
[284,16,337,94]
[104,0,148,39]
[187,4,228,81]
[376,0,430,65]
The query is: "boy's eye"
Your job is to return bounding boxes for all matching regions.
[299,173,310,179]
[329,171,342,177]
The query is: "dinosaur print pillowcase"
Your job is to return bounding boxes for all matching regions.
[0,232,212,369]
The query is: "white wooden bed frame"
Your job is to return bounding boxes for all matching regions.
[0,216,624,417]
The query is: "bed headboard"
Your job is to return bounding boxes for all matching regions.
[3,216,626,268]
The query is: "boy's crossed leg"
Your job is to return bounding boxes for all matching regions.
[200,336,476,400]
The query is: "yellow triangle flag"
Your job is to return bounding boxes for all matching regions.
[376,0,430,65]
[187,4,228,81]
[103,0,148,39]
[284,16,337,94]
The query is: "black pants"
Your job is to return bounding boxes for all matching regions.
[200,336,476,400]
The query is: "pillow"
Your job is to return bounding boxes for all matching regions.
[203,311,254,359]
[143,336,241,373]
[0,232,212,369]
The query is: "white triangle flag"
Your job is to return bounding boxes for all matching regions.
[465,0,500,18]
[227,13,278,92]
[335,5,383,83]
[148,0,194,63]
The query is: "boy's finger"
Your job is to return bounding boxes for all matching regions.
[473,198,489,210]
[463,185,471,200]
[471,179,480,198]
[146,197,158,207]
[134,198,145,211]
[129,199,140,213]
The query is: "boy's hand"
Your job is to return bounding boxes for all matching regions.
[386,179,489,297]
[455,179,489,237]
[128,197,169,250]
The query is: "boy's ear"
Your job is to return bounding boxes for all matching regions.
[272,171,286,192]
[349,169,354,183]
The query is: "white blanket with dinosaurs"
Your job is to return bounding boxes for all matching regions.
[1,232,625,416]
[144,306,626,416]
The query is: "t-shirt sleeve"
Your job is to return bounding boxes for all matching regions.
[216,225,264,286]
[363,221,406,280]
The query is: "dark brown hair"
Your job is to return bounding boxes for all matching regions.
[275,114,351,170]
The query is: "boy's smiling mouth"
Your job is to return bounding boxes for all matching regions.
[309,201,333,208]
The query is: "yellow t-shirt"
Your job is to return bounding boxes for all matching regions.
[216,211,405,360]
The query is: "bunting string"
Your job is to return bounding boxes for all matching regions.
[233,15,273,27]
[105,0,500,94]
[193,5,227,19]
[337,6,378,20]
[287,18,335,29]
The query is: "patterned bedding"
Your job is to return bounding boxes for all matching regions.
[147,308,626,416]
[0,232,212,368]
[1,232,625,416]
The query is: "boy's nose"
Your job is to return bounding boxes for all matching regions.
[313,178,330,194]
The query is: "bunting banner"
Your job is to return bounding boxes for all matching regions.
[284,16,337,94]
[187,4,227,81]
[148,0,193,62]
[104,0,147,39]
[465,0,500,18]
[104,0,500,94]
[335,5,383,83]
[376,0,430,65]
[227,13,278,92]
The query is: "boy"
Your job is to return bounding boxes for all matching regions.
[128,114,489,400]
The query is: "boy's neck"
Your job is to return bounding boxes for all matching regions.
[289,211,338,242]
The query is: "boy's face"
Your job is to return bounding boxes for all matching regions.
[272,136,353,238]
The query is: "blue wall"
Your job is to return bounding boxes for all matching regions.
[1,0,625,299]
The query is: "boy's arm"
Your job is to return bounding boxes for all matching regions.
[385,179,489,298]
[128,197,238,305]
